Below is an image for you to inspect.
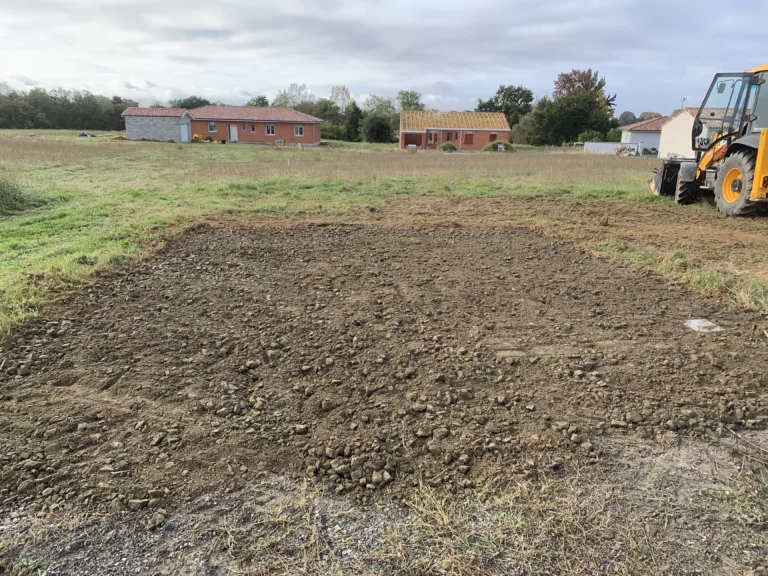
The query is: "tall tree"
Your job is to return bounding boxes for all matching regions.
[329,86,352,111]
[168,96,211,109]
[362,113,392,143]
[396,90,425,111]
[553,69,616,110]
[475,85,534,128]
[245,95,269,107]
[313,98,342,124]
[619,111,638,126]
[345,101,363,142]
[272,84,316,108]
[362,95,400,136]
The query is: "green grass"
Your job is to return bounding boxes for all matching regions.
[599,237,768,313]
[0,129,661,339]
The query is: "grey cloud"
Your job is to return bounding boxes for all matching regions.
[13,75,39,86]
[123,81,139,90]
[4,0,768,114]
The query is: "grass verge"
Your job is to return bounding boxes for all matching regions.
[599,237,768,313]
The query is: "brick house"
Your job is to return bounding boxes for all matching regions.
[121,106,322,145]
[188,106,322,145]
[399,111,511,150]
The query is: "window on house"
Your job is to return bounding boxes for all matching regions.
[455,132,459,140]
[251,125,255,132]
[465,133,474,145]
[489,133,497,142]
[208,122,217,132]
[427,133,434,144]
[294,125,304,137]
[242,124,246,132]
[446,132,452,141]
[266,125,275,136]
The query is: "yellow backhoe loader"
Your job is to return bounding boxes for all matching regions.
[649,64,768,216]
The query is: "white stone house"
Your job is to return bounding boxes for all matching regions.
[620,116,671,156]
[121,108,193,142]
[658,108,698,159]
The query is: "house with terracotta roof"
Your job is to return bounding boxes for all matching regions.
[399,110,510,150]
[121,106,323,145]
[620,115,672,155]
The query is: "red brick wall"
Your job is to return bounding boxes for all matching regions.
[191,120,321,145]
[401,129,510,151]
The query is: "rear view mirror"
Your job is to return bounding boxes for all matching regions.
[717,82,727,94]
[692,120,703,137]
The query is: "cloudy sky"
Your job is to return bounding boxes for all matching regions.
[2,0,766,114]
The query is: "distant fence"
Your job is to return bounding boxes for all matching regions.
[583,142,639,155]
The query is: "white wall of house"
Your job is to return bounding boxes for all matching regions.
[658,112,695,159]
[620,130,661,150]
[125,115,191,142]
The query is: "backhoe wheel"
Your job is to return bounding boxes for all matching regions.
[675,173,700,205]
[714,151,760,217]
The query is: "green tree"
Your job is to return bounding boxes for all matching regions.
[345,101,363,142]
[476,85,534,128]
[619,111,637,126]
[313,99,342,124]
[362,113,392,143]
[554,68,616,110]
[577,130,604,142]
[362,95,400,138]
[246,95,269,107]
[294,101,318,116]
[606,127,622,142]
[168,96,211,109]
[396,90,425,111]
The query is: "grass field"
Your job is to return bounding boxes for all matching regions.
[2,128,766,342]
[0,130,661,339]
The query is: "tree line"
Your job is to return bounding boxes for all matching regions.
[1,71,640,145]
[475,69,624,145]
[0,83,138,131]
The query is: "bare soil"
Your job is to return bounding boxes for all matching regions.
[1,222,767,575]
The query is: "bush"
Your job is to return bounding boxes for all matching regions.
[577,130,604,143]
[482,141,514,153]
[0,177,34,214]
[204,136,214,143]
[192,134,202,142]
[320,122,347,141]
[605,128,622,143]
[437,142,458,152]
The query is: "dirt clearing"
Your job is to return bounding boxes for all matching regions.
[1,224,767,574]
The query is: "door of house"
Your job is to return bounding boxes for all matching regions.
[229,124,238,142]
[180,124,190,143]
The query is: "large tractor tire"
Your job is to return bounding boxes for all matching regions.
[714,151,762,217]
[675,173,700,205]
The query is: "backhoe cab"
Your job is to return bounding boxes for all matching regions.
[649,64,768,216]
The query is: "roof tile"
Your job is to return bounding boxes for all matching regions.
[121,107,188,118]
[621,115,672,132]
[189,106,322,122]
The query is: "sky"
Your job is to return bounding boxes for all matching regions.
[2,0,767,115]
